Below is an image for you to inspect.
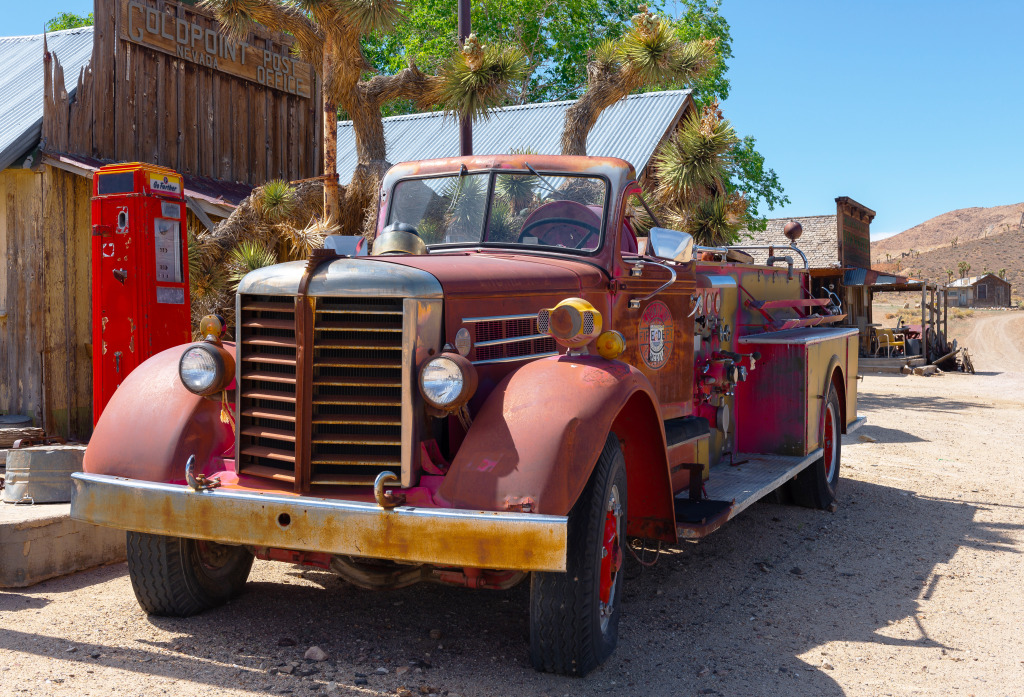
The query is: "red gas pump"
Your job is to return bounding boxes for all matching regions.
[91,163,191,424]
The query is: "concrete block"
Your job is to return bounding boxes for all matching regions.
[0,503,126,588]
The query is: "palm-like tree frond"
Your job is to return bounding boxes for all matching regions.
[256,180,298,222]
[228,240,279,287]
[281,217,337,259]
[200,0,324,68]
[685,194,740,246]
[653,104,738,207]
[431,40,529,121]
[334,0,406,33]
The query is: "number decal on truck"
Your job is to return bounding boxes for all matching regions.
[638,301,674,369]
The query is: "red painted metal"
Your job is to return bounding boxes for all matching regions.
[599,506,621,605]
[91,162,192,423]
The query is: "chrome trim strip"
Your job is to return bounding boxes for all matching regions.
[475,333,549,348]
[403,298,444,487]
[461,313,537,323]
[70,473,568,572]
[472,351,559,366]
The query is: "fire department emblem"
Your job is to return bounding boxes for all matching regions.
[638,301,674,369]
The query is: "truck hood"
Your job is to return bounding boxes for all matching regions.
[236,252,606,299]
[373,251,606,298]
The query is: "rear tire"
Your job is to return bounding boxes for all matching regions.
[792,389,842,510]
[126,532,254,616]
[530,434,627,676]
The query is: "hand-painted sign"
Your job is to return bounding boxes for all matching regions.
[121,0,314,99]
[638,301,674,370]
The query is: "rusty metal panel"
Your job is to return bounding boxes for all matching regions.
[70,473,568,572]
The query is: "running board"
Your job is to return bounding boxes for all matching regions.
[675,449,822,539]
[846,416,867,434]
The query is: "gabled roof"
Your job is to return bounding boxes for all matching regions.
[947,273,1007,287]
[739,215,840,269]
[0,26,94,171]
[336,89,692,185]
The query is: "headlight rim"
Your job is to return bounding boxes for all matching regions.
[178,343,230,397]
[418,352,478,411]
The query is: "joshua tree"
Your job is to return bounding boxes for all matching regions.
[649,102,745,245]
[958,261,971,279]
[560,6,716,156]
[951,236,959,248]
[202,0,526,235]
[999,268,1007,280]
[946,269,954,283]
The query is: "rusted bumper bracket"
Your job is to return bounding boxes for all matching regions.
[70,473,568,572]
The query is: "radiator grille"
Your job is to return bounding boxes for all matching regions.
[310,297,404,486]
[237,295,298,483]
[236,294,405,489]
[473,316,557,363]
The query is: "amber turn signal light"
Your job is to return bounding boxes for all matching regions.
[538,298,603,349]
[595,330,626,360]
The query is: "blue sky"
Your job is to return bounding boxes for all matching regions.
[11,1,1024,238]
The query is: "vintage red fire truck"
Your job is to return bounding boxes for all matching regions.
[72,154,863,676]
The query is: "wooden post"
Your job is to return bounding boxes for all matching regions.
[458,0,472,156]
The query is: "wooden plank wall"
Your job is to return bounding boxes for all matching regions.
[44,0,321,187]
[0,170,45,425]
[40,169,94,439]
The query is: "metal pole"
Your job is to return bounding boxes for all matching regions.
[458,0,473,156]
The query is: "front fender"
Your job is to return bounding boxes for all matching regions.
[84,344,234,483]
[438,355,676,540]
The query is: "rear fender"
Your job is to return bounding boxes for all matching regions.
[438,355,677,542]
[823,355,848,432]
[84,344,234,483]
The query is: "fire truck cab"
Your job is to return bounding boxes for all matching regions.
[72,154,863,676]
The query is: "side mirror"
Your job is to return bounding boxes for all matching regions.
[648,227,694,263]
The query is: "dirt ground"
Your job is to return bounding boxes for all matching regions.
[2,313,1022,697]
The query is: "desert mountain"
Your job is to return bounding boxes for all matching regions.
[874,202,1024,259]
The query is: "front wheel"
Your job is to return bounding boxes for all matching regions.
[126,532,254,616]
[792,389,842,510]
[530,434,627,676]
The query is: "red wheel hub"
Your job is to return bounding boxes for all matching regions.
[599,506,622,606]
[823,404,836,481]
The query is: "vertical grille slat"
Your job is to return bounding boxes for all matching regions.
[237,295,298,479]
[237,293,406,489]
[310,297,404,486]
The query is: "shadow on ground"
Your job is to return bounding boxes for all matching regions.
[1,475,1015,697]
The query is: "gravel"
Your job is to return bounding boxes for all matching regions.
[1,311,1022,696]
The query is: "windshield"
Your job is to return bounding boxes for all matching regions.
[386,171,607,253]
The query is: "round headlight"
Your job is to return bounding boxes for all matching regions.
[179,344,228,396]
[419,353,477,410]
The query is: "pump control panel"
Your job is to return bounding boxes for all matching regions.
[91,162,191,423]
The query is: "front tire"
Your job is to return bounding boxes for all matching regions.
[530,434,627,676]
[792,388,842,510]
[126,532,254,616]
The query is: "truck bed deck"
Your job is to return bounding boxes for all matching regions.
[674,417,865,539]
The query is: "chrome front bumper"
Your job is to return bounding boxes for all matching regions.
[70,473,568,572]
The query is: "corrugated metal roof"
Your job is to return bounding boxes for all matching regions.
[947,275,981,287]
[0,26,94,172]
[336,89,691,185]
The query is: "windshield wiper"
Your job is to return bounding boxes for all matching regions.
[525,162,560,195]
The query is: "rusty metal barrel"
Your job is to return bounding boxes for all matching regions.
[2,445,86,504]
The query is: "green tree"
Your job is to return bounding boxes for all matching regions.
[45,12,94,31]
[958,261,971,279]
[362,0,786,229]
[202,0,526,235]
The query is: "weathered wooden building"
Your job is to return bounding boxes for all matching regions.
[946,273,1013,308]
[1,0,321,440]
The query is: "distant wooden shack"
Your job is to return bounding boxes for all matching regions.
[0,0,322,440]
[946,274,1012,308]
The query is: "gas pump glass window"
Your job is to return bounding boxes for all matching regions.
[387,172,606,252]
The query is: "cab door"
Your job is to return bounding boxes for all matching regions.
[608,186,697,420]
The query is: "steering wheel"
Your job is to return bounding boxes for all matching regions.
[517,217,601,249]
